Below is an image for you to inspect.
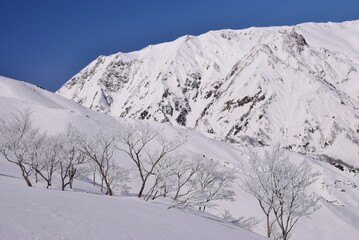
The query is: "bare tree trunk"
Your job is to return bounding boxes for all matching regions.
[151,190,158,200]
[22,172,32,187]
[69,168,76,189]
[173,186,181,200]
[33,167,53,189]
[61,177,65,191]
[93,172,96,186]
[138,180,146,197]
[60,173,71,191]
[96,166,113,196]
[47,166,54,189]
[266,214,271,238]
[106,187,113,196]
[144,188,154,201]
[20,164,32,187]
[60,164,67,191]
[282,230,288,240]
[163,185,167,198]
[103,177,113,196]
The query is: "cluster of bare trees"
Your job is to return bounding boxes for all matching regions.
[80,128,130,196]
[243,145,321,240]
[0,111,321,239]
[0,111,128,194]
[116,123,237,209]
[142,154,237,209]
[0,111,236,209]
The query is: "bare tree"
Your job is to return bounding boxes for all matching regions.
[170,155,201,201]
[105,158,130,195]
[58,124,87,191]
[30,133,47,183]
[243,149,277,238]
[117,123,184,197]
[170,156,236,209]
[144,154,200,201]
[244,145,321,240]
[0,110,43,187]
[144,154,175,201]
[80,128,129,196]
[193,158,236,210]
[33,135,62,188]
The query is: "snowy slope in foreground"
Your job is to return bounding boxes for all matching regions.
[1,76,359,240]
[0,173,264,240]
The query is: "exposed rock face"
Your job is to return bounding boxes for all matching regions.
[57,20,359,166]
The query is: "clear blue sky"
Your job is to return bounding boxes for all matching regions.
[1,0,358,91]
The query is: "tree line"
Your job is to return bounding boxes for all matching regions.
[0,110,321,240]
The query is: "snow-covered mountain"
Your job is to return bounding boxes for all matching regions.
[58,20,359,167]
[1,76,359,240]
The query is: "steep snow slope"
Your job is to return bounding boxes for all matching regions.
[1,76,359,240]
[0,75,119,132]
[57,20,359,167]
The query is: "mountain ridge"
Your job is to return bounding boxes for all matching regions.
[57,20,359,166]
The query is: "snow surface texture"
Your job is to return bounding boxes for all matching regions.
[1,76,359,240]
[58,20,359,167]
[0,169,265,240]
